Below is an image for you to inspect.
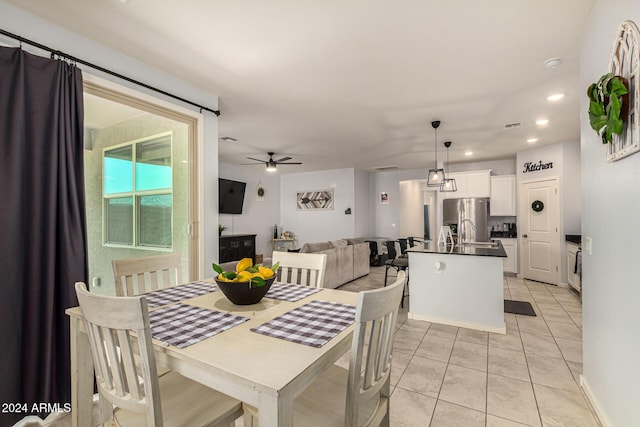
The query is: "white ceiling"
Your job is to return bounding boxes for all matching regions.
[9,0,595,173]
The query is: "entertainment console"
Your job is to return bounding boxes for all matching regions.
[219,234,256,264]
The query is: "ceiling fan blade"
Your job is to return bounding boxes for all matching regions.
[240,162,265,165]
[246,157,266,163]
[278,162,302,165]
[275,156,292,163]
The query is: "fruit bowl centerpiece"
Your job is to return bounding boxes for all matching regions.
[213,258,280,305]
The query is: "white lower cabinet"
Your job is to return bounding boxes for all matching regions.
[567,243,581,292]
[493,238,517,273]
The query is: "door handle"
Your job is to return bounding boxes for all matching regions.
[522,234,528,238]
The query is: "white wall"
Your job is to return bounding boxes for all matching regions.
[354,168,370,237]
[399,180,425,238]
[280,168,356,244]
[516,140,582,283]
[580,3,640,425]
[0,1,221,278]
[218,163,281,258]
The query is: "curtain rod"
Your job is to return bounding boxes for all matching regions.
[0,28,221,116]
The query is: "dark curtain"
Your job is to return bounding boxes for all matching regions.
[0,47,87,425]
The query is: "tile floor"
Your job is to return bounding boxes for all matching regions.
[340,266,600,427]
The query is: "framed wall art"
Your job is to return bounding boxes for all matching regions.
[296,190,334,210]
[607,20,640,161]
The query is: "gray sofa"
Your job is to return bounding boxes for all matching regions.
[299,238,370,289]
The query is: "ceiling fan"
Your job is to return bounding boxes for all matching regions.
[243,152,302,172]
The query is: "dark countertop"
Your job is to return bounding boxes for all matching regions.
[490,231,517,238]
[407,240,507,258]
[566,234,582,245]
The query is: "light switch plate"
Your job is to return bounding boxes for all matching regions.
[584,236,592,255]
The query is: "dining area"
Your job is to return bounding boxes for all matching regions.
[67,251,407,427]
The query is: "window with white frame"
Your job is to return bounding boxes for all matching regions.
[103,133,173,249]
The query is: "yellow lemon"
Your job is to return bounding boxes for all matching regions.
[236,271,253,282]
[258,266,274,278]
[236,258,253,273]
[251,272,265,280]
[217,274,231,282]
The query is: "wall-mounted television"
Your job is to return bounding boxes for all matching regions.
[219,178,246,214]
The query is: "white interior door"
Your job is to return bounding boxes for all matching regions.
[518,177,560,285]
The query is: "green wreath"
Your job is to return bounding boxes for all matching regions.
[257,187,265,197]
[587,73,629,144]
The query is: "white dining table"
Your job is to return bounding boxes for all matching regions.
[66,284,359,427]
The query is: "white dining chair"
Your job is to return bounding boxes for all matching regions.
[243,271,406,426]
[112,253,182,296]
[74,282,243,427]
[272,251,327,288]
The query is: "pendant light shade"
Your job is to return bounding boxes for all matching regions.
[427,120,444,187]
[440,140,457,192]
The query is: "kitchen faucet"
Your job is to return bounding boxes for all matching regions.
[459,219,476,243]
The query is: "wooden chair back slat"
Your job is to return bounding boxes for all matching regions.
[112,253,182,296]
[272,252,327,288]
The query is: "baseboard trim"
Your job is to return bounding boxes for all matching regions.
[408,312,506,334]
[580,374,610,427]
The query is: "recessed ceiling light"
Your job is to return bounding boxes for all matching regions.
[536,119,550,126]
[464,151,473,156]
[546,93,565,102]
[527,138,539,143]
[544,57,562,69]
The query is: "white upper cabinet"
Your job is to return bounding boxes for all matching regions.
[490,175,516,216]
[441,170,491,199]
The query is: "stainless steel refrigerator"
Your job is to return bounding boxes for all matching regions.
[443,198,490,243]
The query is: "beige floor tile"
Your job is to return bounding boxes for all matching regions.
[520,332,563,359]
[390,386,437,427]
[438,364,487,412]
[557,300,582,312]
[516,317,551,336]
[488,346,530,381]
[533,383,600,427]
[555,337,583,363]
[430,400,485,427]
[427,323,459,339]
[566,311,582,328]
[415,333,455,363]
[565,361,583,384]
[487,414,533,426]
[489,331,524,352]
[546,321,582,341]
[449,340,488,372]
[539,308,573,324]
[393,328,426,354]
[396,355,447,398]
[456,328,489,345]
[400,318,431,333]
[391,350,413,386]
[535,302,563,312]
[526,353,578,392]
[487,373,541,427]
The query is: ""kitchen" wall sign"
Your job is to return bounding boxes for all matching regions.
[522,161,553,173]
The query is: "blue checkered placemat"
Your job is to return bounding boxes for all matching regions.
[149,303,248,349]
[251,300,356,348]
[143,281,218,308]
[264,282,322,302]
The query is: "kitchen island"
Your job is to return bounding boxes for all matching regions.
[407,241,507,334]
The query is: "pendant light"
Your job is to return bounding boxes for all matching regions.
[427,120,444,187]
[440,140,457,192]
